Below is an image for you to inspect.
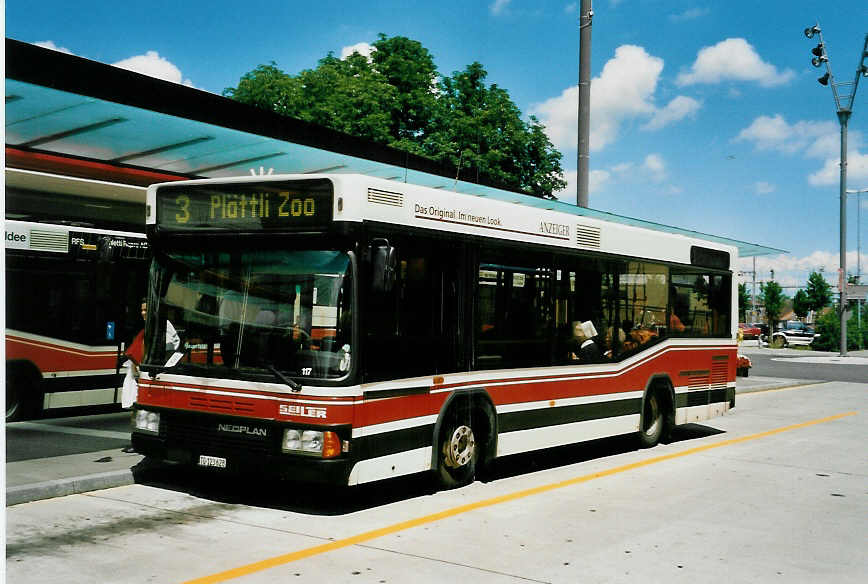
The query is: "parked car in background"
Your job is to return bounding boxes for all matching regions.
[739,323,762,340]
[771,321,819,347]
[752,322,769,340]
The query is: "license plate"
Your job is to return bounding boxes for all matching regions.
[198,455,227,468]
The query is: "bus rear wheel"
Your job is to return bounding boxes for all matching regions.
[436,405,480,489]
[638,390,665,448]
[6,384,22,422]
[6,361,41,422]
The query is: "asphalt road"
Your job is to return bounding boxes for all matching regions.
[6,380,866,584]
[6,412,132,463]
[740,345,868,383]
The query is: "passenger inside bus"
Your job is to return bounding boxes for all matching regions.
[668,286,687,333]
[565,320,602,363]
[603,326,626,359]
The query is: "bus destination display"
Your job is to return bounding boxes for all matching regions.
[156,179,333,231]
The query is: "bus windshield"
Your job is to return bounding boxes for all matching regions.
[145,249,353,381]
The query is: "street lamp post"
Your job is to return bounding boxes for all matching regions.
[847,187,867,348]
[804,25,868,356]
[577,0,593,208]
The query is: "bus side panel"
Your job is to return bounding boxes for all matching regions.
[6,332,122,414]
[351,341,736,476]
[134,342,734,486]
[6,332,118,373]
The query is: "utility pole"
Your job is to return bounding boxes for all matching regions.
[751,257,757,323]
[804,25,868,356]
[577,0,593,207]
[847,187,867,348]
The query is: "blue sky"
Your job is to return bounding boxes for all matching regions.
[5,1,868,293]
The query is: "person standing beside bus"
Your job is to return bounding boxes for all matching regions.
[121,298,179,408]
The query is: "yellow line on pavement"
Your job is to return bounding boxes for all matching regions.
[183,411,856,584]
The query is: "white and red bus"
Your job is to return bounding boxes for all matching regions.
[132,174,737,488]
[5,220,149,420]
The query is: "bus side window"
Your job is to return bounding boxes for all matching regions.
[476,253,554,369]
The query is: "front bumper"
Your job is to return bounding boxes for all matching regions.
[776,334,816,346]
[131,407,354,485]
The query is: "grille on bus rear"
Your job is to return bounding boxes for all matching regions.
[162,411,277,454]
[29,229,69,252]
[711,356,729,388]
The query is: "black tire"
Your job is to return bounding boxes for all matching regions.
[5,362,41,422]
[435,404,481,489]
[638,390,664,448]
[6,380,23,422]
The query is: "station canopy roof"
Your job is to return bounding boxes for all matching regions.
[5,38,785,257]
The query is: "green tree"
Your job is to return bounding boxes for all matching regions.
[761,281,787,336]
[792,289,810,320]
[422,62,566,196]
[738,283,751,322]
[812,303,867,351]
[224,37,566,197]
[804,271,833,313]
[223,62,298,115]
[225,54,395,143]
[370,34,438,150]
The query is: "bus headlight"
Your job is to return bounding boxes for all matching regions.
[301,430,323,453]
[134,410,161,434]
[282,428,341,458]
[283,429,302,451]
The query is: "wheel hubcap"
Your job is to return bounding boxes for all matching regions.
[444,425,475,468]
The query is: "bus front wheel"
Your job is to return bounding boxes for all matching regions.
[436,405,480,489]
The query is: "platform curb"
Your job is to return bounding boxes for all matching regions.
[6,469,135,507]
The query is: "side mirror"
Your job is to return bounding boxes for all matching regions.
[370,240,397,293]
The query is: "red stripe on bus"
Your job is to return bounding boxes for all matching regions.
[6,335,117,373]
[136,344,735,427]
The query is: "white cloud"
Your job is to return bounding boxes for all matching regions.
[669,8,710,22]
[611,162,634,175]
[643,154,666,182]
[735,114,868,188]
[676,38,795,88]
[341,42,375,60]
[34,40,74,54]
[642,95,701,131]
[112,51,194,87]
[532,45,663,152]
[490,0,511,15]
[554,168,610,202]
[737,250,866,290]
[734,115,839,156]
[808,151,868,186]
[754,181,776,195]
[532,86,579,151]
[554,155,672,201]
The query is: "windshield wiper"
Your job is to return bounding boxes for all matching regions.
[267,364,302,392]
